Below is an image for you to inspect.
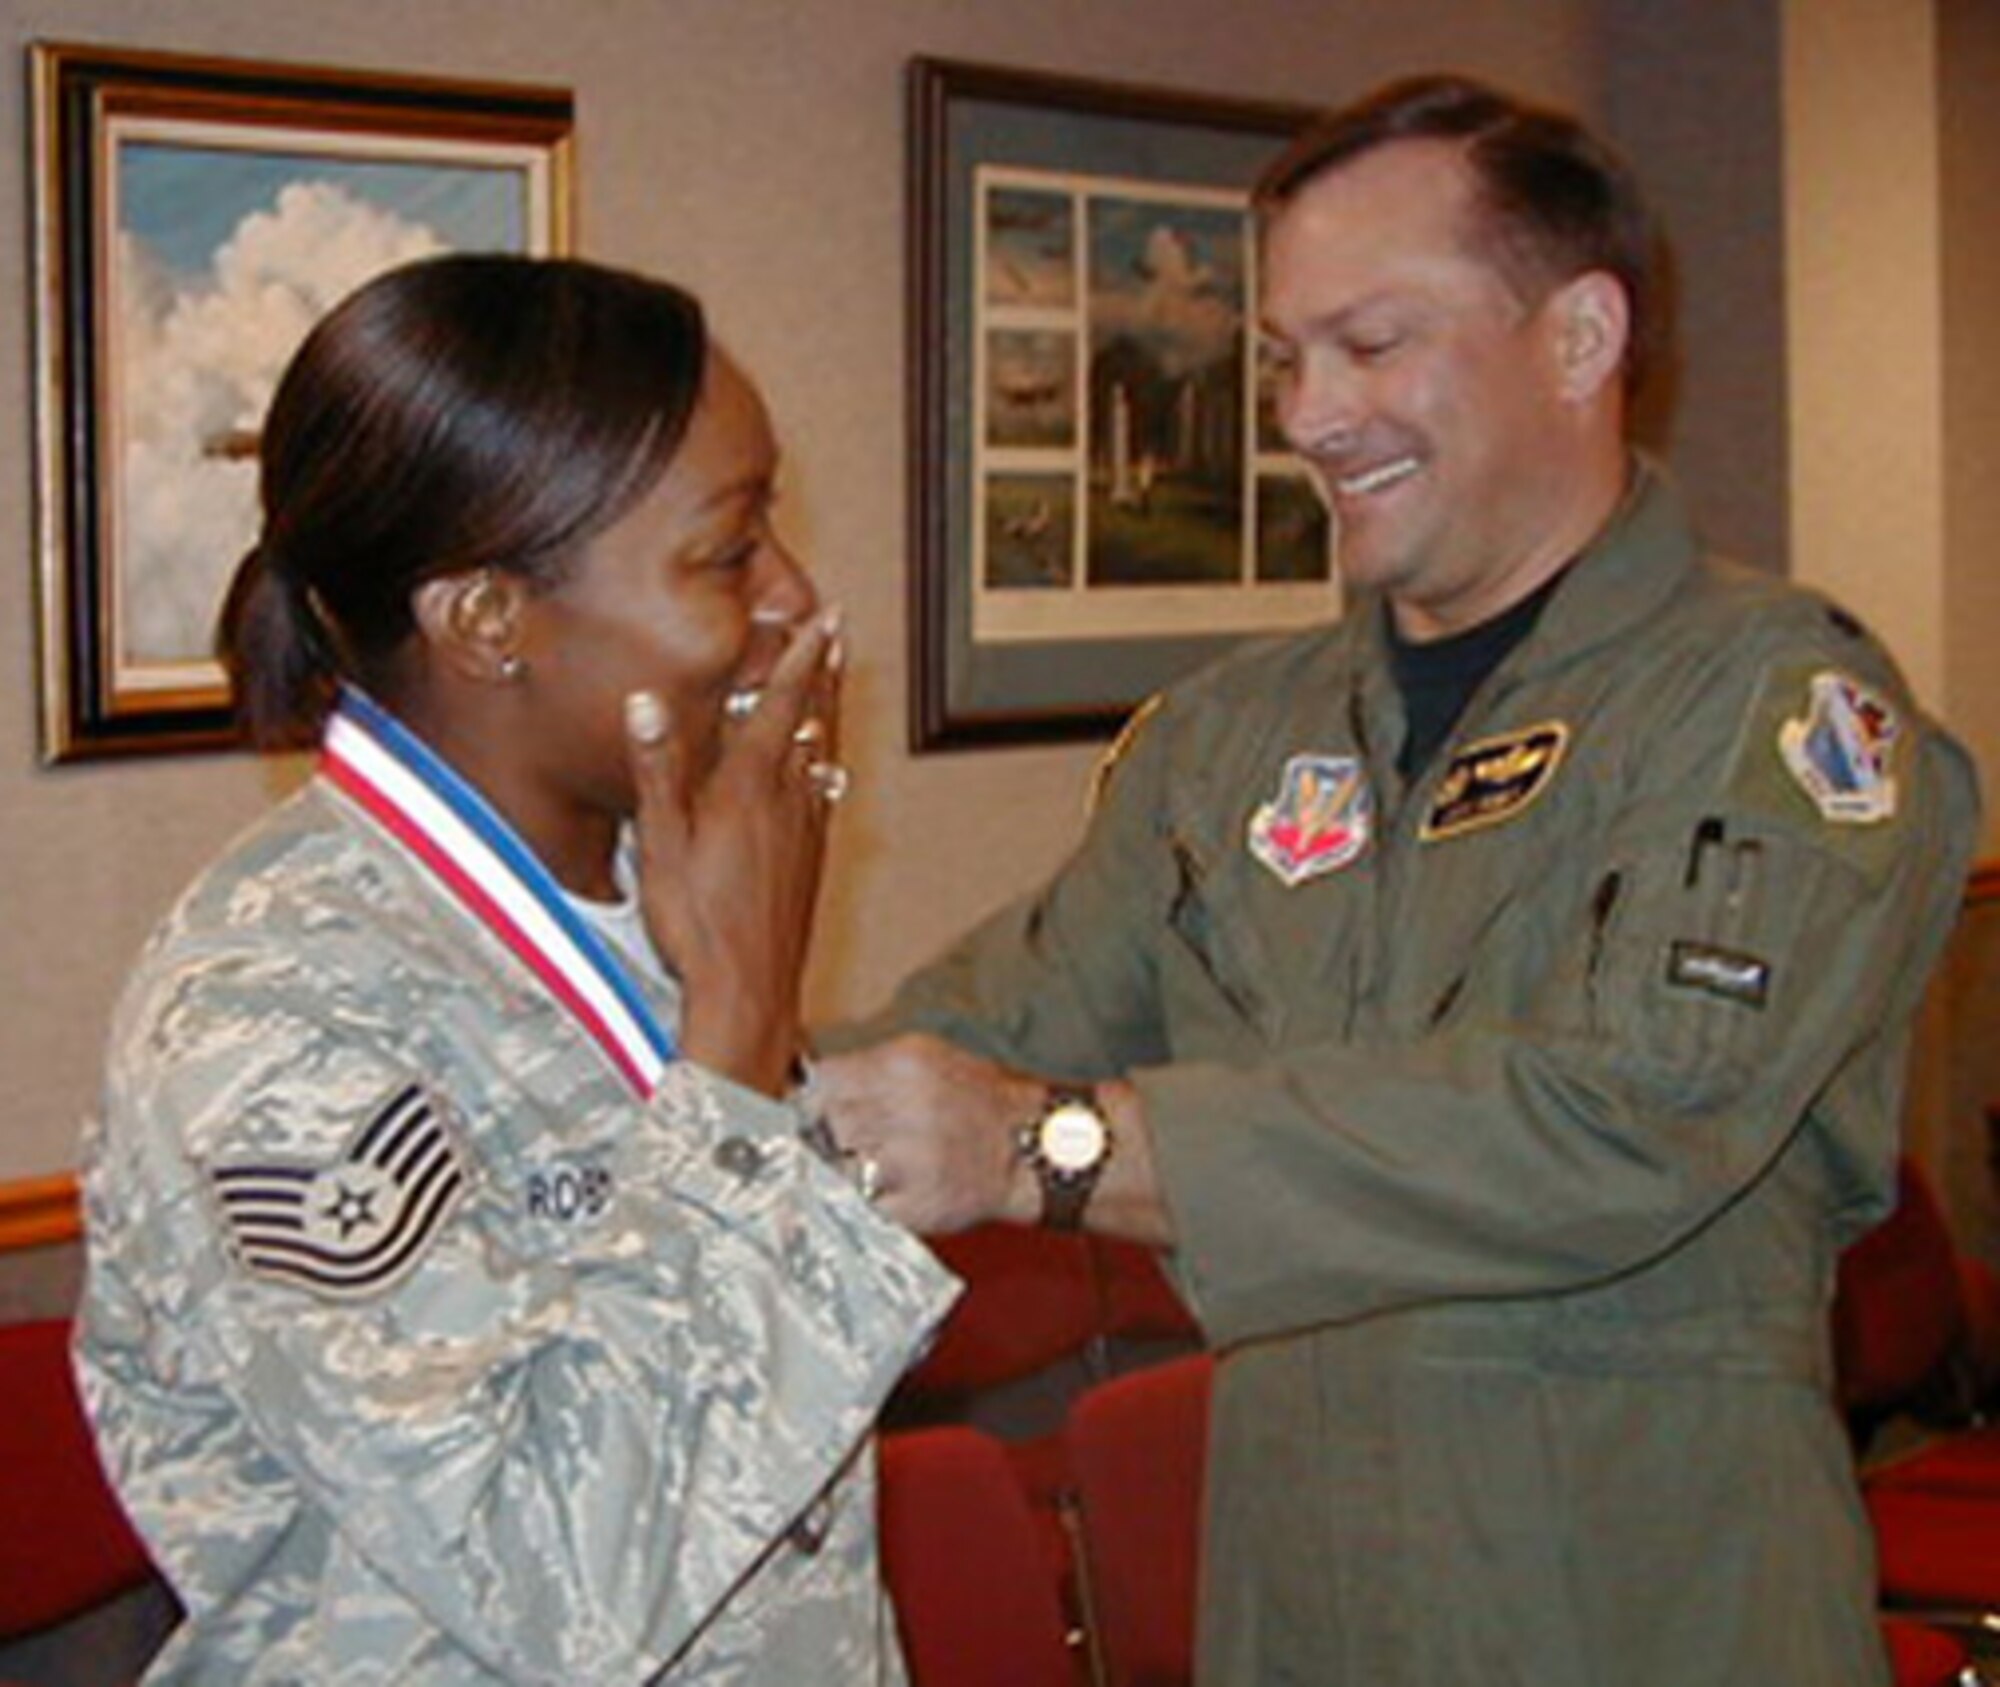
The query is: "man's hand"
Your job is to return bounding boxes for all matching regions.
[812,1034,1042,1233]
[813,1034,1175,1246]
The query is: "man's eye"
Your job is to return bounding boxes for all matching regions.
[1348,332,1403,363]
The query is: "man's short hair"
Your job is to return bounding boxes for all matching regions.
[1256,74,1660,391]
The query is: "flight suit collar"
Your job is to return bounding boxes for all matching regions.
[1342,454,1696,786]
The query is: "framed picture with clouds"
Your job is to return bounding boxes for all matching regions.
[28,43,572,762]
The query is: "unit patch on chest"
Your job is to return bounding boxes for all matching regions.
[1421,722,1571,842]
[1247,753,1372,887]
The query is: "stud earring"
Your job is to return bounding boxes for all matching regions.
[498,653,525,683]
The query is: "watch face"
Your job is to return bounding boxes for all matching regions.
[1041,1101,1107,1174]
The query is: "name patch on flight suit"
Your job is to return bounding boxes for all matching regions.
[1247,753,1371,887]
[209,1082,466,1301]
[1665,939,1771,1008]
[1420,722,1570,841]
[1777,669,1900,824]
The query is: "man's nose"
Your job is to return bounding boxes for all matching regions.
[1279,352,1363,459]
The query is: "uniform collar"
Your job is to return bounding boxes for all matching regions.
[1341,454,1698,785]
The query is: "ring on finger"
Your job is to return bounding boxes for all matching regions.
[806,759,851,804]
[854,1153,884,1203]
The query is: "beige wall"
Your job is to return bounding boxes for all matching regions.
[1784,0,1948,712]
[0,0,1608,1184]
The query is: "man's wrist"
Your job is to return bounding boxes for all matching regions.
[1014,1080,1115,1231]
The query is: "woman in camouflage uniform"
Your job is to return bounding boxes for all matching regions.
[75,255,955,1685]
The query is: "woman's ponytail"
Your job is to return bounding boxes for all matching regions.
[215,543,336,749]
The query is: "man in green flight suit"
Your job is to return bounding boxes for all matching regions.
[819,74,1980,1685]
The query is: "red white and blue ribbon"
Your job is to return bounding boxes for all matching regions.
[320,688,673,1098]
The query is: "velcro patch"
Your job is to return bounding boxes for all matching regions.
[1421,722,1569,841]
[209,1083,466,1301]
[1777,669,1900,824]
[1247,753,1371,886]
[1665,940,1771,1008]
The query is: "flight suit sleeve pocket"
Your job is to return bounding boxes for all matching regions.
[1588,820,1829,1108]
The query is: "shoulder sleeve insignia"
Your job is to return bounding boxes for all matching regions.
[1421,722,1570,842]
[1777,669,1900,824]
[208,1083,467,1301]
[1087,692,1165,818]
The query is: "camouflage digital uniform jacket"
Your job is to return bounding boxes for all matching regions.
[77,755,958,1685]
[880,463,1980,1686]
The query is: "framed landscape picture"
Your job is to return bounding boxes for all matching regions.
[908,57,1328,750]
[30,43,573,761]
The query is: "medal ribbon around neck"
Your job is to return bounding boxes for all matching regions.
[320,688,674,1098]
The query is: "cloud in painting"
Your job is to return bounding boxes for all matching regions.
[1091,214,1242,379]
[119,180,445,667]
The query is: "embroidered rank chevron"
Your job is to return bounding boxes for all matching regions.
[210,1083,466,1301]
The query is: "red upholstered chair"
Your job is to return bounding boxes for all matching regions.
[1065,1353,1214,1687]
[0,1319,155,1645]
[888,1224,1203,1671]
[1880,1615,1974,1686]
[1831,1159,2000,1652]
[889,1226,1101,1594]
[900,1225,1101,1404]
[1091,1237,1200,1347]
[1861,1249,2000,1501]
[877,1426,1081,1687]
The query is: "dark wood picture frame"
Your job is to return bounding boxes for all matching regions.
[29,42,573,763]
[907,57,1322,752]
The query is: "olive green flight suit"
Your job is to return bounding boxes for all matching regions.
[883,464,1980,1686]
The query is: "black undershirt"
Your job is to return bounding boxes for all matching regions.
[1386,568,1569,781]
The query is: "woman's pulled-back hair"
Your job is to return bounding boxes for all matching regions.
[217,254,708,747]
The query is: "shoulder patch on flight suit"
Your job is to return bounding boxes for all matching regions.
[208,1082,467,1301]
[1247,753,1371,886]
[1777,669,1900,824]
[1088,693,1164,818]
[1723,660,1909,887]
[1420,722,1570,842]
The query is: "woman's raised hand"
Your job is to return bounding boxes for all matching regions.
[625,610,845,1096]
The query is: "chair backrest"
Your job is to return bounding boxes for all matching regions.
[0,1318,155,1640]
[1091,1239,1200,1346]
[897,1225,1102,1404]
[1880,1615,1971,1687]
[1832,1157,1968,1432]
[877,1426,1078,1687]
[1065,1353,1214,1687]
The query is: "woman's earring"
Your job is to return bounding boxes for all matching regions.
[498,653,525,683]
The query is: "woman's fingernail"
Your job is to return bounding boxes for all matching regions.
[624,690,667,745]
[820,606,845,640]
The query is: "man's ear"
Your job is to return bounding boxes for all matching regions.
[410,567,529,684]
[1546,270,1630,404]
